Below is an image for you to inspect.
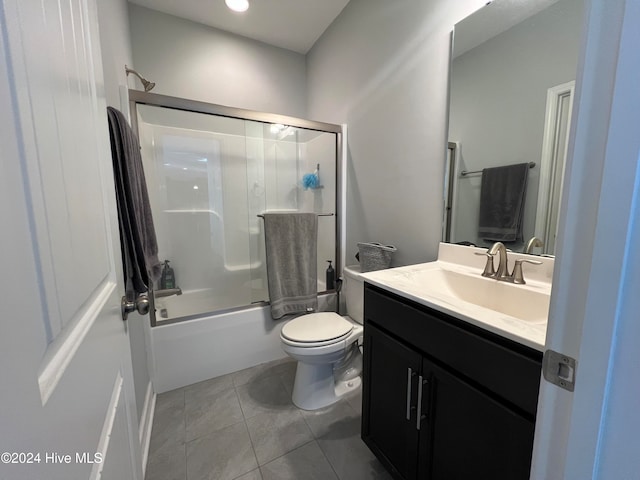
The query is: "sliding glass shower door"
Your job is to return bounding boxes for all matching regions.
[134,101,338,324]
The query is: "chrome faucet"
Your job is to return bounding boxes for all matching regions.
[488,242,510,279]
[525,236,544,254]
[476,242,542,284]
[475,242,509,279]
[154,287,182,298]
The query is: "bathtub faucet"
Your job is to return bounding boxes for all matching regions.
[155,287,182,298]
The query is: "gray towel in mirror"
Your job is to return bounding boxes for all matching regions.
[263,213,318,320]
[478,163,529,242]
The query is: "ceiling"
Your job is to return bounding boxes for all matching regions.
[128,0,351,54]
[453,0,559,58]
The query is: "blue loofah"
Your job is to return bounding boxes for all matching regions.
[302,173,319,190]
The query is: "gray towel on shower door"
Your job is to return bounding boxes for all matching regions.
[478,163,529,242]
[107,107,162,297]
[263,213,318,320]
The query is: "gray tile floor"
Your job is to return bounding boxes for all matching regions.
[145,358,392,480]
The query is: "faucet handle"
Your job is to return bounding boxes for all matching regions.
[510,258,543,284]
[475,251,496,277]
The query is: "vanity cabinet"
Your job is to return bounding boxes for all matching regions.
[362,284,543,480]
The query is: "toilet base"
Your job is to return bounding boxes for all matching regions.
[291,362,361,410]
[335,376,361,398]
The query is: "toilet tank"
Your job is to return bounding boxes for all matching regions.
[343,265,364,324]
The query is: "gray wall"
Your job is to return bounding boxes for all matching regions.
[125,0,498,267]
[97,0,134,107]
[448,0,584,247]
[306,0,488,267]
[128,4,308,118]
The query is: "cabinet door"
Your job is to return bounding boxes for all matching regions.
[363,322,422,480]
[419,357,535,480]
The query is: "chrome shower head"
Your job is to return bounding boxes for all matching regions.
[125,65,155,92]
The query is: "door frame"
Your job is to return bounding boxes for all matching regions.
[531,0,640,477]
[534,80,575,252]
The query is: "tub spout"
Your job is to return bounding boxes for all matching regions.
[155,287,182,298]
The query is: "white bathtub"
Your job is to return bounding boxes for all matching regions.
[154,287,261,323]
[154,281,328,323]
[150,291,336,393]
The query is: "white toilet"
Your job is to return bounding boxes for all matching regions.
[280,265,364,410]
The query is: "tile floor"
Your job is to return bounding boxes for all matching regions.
[145,358,392,480]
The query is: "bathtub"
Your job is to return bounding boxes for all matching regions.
[150,291,336,393]
[153,287,260,323]
[154,281,328,323]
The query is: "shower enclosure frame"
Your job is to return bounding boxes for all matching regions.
[128,90,344,327]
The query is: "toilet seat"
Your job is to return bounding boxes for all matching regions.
[280,311,364,410]
[281,312,354,347]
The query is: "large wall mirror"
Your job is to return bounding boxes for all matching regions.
[444,0,585,255]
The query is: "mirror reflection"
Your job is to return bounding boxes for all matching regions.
[444,0,584,255]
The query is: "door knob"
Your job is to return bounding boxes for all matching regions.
[121,294,151,321]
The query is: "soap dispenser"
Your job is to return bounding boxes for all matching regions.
[160,260,175,290]
[326,260,335,291]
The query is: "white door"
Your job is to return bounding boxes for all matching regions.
[531,0,640,478]
[0,0,142,479]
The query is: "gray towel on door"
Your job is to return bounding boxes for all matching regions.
[263,213,318,320]
[107,107,162,297]
[478,163,529,242]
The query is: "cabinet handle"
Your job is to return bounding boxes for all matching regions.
[406,367,416,420]
[416,375,428,430]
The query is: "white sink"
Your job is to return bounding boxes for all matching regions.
[406,267,550,324]
[360,243,555,350]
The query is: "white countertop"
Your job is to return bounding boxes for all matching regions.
[360,243,553,352]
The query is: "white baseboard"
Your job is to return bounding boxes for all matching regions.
[138,381,156,477]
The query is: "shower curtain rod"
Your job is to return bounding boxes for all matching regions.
[460,162,536,177]
[257,213,334,218]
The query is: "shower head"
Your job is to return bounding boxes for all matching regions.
[125,65,156,92]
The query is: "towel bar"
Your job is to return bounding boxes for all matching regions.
[257,213,334,218]
[461,162,535,177]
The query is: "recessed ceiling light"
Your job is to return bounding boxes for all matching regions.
[225,0,249,13]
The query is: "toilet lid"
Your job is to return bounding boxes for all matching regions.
[281,312,353,343]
